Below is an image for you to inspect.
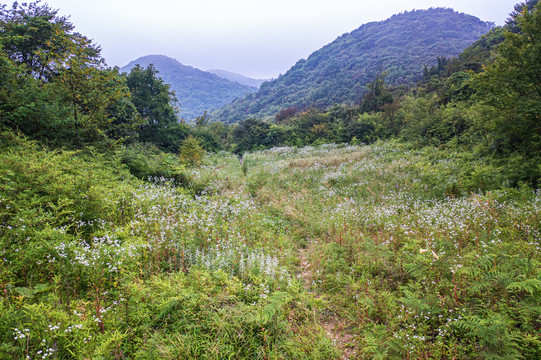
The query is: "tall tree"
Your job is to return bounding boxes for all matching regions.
[0,1,99,81]
[474,1,541,182]
[360,73,394,113]
[507,0,540,31]
[125,64,179,146]
[0,1,140,147]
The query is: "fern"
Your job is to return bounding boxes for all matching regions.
[262,291,290,322]
[507,278,541,297]
[454,314,523,360]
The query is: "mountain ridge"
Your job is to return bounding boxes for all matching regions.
[120,55,257,120]
[212,8,494,123]
[207,69,269,88]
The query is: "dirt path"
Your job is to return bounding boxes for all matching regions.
[298,248,357,359]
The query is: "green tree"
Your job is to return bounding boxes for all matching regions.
[0,1,94,81]
[0,1,140,147]
[179,135,205,165]
[194,110,210,128]
[507,0,540,31]
[125,64,180,146]
[474,3,541,153]
[360,73,394,113]
[231,118,274,154]
[474,2,541,184]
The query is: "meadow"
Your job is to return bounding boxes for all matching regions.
[0,134,539,359]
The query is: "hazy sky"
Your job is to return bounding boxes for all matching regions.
[39,0,520,79]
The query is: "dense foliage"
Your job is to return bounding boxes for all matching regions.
[212,8,493,123]
[0,1,540,359]
[1,134,539,358]
[202,2,540,187]
[0,3,227,157]
[121,55,257,120]
[0,1,140,148]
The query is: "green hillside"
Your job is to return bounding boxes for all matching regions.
[213,8,493,123]
[121,55,257,120]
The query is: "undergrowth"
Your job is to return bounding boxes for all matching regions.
[1,134,539,359]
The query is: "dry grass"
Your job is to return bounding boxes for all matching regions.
[287,149,370,169]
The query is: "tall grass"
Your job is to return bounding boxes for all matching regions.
[243,141,540,359]
[1,134,539,358]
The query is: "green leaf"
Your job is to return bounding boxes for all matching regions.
[507,279,541,296]
[15,287,34,298]
[33,283,54,294]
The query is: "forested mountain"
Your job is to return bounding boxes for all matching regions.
[207,69,269,88]
[213,8,493,123]
[121,55,257,120]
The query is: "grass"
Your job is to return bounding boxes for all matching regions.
[242,142,540,359]
[1,134,539,359]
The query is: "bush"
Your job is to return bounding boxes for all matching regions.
[178,135,205,166]
[119,142,189,185]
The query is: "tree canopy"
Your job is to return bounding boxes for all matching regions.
[0,1,139,147]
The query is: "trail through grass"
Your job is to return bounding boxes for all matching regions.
[1,137,539,359]
[240,142,540,359]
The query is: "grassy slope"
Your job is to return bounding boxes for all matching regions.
[1,135,539,358]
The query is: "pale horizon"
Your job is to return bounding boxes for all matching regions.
[39,0,520,79]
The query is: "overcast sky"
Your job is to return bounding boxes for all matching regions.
[40,0,520,79]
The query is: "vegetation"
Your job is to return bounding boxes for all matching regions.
[1,133,539,359]
[207,69,268,88]
[212,8,493,123]
[205,1,540,187]
[242,142,540,359]
[120,55,257,121]
[0,1,540,359]
[0,1,140,148]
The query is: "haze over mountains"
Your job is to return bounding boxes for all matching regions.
[120,55,258,120]
[212,8,494,123]
[207,69,269,88]
[121,8,493,124]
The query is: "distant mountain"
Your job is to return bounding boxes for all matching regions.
[212,8,493,123]
[120,55,257,120]
[207,69,269,88]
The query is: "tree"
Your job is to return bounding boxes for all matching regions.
[275,106,297,124]
[0,1,140,147]
[55,65,137,145]
[474,1,541,183]
[507,0,540,32]
[231,118,274,154]
[125,64,179,146]
[0,1,100,81]
[194,111,210,128]
[360,73,394,113]
[179,135,205,165]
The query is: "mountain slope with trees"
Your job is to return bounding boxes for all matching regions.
[212,8,494,123]
[121,55,257,120]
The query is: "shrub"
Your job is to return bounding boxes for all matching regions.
[179,135,205,166]
[119,142,188,185]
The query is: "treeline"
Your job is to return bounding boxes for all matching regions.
[1,1,539,187]
[199,0,540,186]
[0,1,225,183]
[0,2,218,153]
